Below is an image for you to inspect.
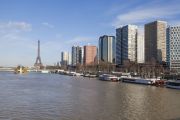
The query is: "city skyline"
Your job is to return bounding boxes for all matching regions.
[0,0,180,66]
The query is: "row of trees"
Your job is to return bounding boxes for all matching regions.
[52,58,179,78]
[120,60,168,78]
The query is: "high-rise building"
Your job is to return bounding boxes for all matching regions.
[61,52,69,66]
[137,35,144,63]
[99,35,115,63]
[167,26,180,73]
[116,25,138,65]
[72,46,83,66]
[145,20,167,63]
[68,53,71,65]
[116,28,122,65]
[84,45,97,65]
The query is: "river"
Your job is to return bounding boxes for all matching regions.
[0,72,179,120]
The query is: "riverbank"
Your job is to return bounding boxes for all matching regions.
[50,70,180,90]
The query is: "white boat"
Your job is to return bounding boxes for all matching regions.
[166,80,180,90]
[89,74,97,78]
[83,73,90,77]
[68,72,76,76]
[57,69,64,74]
[63,71,70,75]
[75,73,82,76]
[99,74,119,81]
[84,73,97,78]
[41,70,49,73]
[150,78,160,84]
[122,77,152,85]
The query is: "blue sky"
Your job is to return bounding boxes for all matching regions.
[0,0,180,66]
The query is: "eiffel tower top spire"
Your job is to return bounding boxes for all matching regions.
[34,40,43,68]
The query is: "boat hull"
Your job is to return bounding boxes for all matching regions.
[166,85,180,90]
[166,81,180,90]
[122,78,152,85]
[99,74,119,82]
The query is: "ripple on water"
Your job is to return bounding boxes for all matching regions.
[0,72,179,120]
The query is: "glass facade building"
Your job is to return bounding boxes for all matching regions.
[71,46,83,66]
[99,35,116,63]
[116,25,138,65]
[61,52,69,66]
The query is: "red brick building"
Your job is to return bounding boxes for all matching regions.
[84,45,97,65]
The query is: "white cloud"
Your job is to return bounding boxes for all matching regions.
[42,22,54,28]
[112,1,180,27]
[0,21,32,32]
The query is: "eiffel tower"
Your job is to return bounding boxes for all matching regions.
[34,40,43,69]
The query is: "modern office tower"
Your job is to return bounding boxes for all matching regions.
[84,45,97,65]
[68,53,72,65]
[99,35,116,63]
[137,35,145,63]
[61,52,69,66]
[72,46,77,66]
[116,28,122,65]
[145,20,167,63]
[167,26,180,73]
[71,46,83,66]
[116,25,138,65]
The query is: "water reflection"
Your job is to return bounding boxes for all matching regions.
[0,72,179,120]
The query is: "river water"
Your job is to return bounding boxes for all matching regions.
[0,72,179,120]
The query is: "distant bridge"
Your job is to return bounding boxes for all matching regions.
[0,67,54,73]
[0,67,14,72]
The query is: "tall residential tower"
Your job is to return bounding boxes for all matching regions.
[137,35,144,63]
[116,25,138,65]
[145,20,167,63]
